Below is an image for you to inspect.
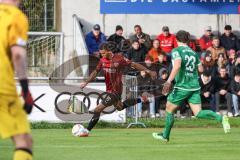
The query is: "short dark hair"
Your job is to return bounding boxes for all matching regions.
[176,30,190,43]
[116,25,123,31]
[162,70,168,75]
[134,25,142,30]
[220,65,227,70]
[132,40,139,44]
[203,71,211,77]
[158,51,165,56]
[224,25,232,31]
[235,71,240,77]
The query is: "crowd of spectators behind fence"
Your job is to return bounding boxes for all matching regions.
[85,24,240,118]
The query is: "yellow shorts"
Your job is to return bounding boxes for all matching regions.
[0,95,30,139]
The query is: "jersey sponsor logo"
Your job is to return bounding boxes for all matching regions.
[103,68,117,73]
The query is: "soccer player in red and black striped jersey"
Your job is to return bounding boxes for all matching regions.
[80,43,157,136]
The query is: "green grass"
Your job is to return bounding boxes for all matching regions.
[31,117,240,129]
[1,128,240,160]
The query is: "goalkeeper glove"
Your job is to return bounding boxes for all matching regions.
[20,79,34,114]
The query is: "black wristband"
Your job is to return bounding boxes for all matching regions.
[20,79,29,95]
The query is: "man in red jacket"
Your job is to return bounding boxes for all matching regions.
[199,26,214,51]
[157,26,178,62]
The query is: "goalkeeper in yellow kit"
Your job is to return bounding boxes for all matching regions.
[0,0,34,160]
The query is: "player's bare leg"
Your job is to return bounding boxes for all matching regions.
[153,101,177,142]
[12,134,33,160]
[83,103,108,136]
[189,103,230,133]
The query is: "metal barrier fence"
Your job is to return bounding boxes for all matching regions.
[124,75,146,128]
[27,32,64,79]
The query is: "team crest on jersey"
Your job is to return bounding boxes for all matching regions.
[113,62,119,67]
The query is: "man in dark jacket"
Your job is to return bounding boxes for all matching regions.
[127,40,147,63]
[107,25,125,49]
[231,72,240,117]
[200,71,215,111]
[85,24,106,55]
[215,66,233,116]
[220,25,240,52]
[129,25,152,51]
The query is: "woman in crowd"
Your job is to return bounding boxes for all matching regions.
[202,50,216,77]
[214,53,228,75]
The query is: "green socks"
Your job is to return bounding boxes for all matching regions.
[196,110,222,123]
[162,110,222,140]
[163,112,175,139]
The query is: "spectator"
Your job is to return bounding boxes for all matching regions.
[148,39,166,63]
[214,53,227,75]
[157,26,178,62]
[187,32,196,51]
[130,25,152,51]
[137,57,157,118]
[231,72,240,117]
[144,55,159,72]
[126,40,147,63]
[107,25,125,48]
[200,71,215,111]
[188,40,197,51]
[207,36,226,61]
[156,52,169,73]
[214,66,233,117]
[85,24,106,55]
[227,49,237,79]
[202,50,216,78]
[220,25,240,52]
[199,26,213,51]
[154,68,168,117]
[232,52,240,76]
[126,40,147,75]
[137,75,156,118]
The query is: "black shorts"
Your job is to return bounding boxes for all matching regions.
[101,92,122,107]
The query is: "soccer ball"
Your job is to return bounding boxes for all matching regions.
[72,124,85,137]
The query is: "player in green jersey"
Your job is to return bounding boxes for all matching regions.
[152,30,230,142]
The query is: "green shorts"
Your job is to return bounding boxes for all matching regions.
[167,88,201,106]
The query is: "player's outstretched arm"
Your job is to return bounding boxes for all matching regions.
[131,62,157,79]
[12,46,34,114]
[80,70,99,89]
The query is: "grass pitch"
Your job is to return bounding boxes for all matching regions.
[1,128,240,160]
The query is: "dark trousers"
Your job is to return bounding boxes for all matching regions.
[201,94,215,111]
[155,96,167,113]
[215,92,232,112]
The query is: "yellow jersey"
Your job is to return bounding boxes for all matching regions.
[0,4,29,96]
